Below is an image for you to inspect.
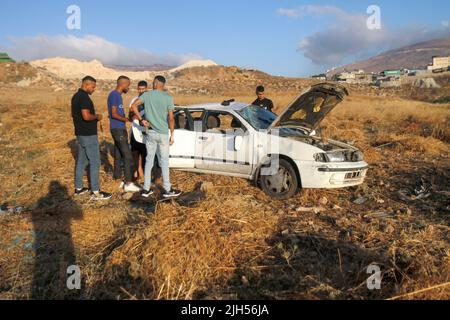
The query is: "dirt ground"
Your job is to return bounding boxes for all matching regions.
[0,84,448,300]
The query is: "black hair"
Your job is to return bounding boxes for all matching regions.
[256,85,265,93]
[154,75,166,84]
[138,80,148,87]
[82,75,97,83]
[117,75,130,83]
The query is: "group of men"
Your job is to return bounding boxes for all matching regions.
[71,76,274,201]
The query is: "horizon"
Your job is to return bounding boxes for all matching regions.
[0,1,450,77]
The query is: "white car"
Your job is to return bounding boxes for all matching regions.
[169,83,368,199]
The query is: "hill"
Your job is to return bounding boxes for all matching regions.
[30,57,218,80]
[330,37,450,75]
[4,58,313,95]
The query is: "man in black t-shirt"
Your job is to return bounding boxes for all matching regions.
[71,76,111,200]
[252,85,275,113]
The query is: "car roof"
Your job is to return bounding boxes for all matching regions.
[176,102,249,112]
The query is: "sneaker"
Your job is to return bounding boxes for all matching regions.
[118,181,125,190]
[75,188,90,196]
[91,191,112,201]
[141,189,154,198]
[124,183,142,193]
[163,188,182,199]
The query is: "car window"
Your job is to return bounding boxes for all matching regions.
[238,105,277,130]
[174,109,204,131]
[174,110,188,130]
[204,112,246,134]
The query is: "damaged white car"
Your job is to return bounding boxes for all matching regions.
[169,83,368,199]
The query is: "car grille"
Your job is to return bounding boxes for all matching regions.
[345,171,363,180]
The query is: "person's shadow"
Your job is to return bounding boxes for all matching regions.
[31,181,83,300]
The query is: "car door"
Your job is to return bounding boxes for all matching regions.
[195,111,253,175]
[169,109,196,169]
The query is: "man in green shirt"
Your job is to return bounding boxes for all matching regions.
[131,76,181,199]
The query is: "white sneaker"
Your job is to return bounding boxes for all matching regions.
[118,181,125,190]
[124,183,142,193]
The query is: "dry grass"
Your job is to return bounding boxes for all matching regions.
[0,84,449,300]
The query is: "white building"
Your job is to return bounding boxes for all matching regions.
[427,56,450,71]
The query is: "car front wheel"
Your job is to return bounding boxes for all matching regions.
[260,158,299,199]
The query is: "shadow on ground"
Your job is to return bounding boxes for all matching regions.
[31,181,83,299]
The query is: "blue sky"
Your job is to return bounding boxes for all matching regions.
[0,0,449,76]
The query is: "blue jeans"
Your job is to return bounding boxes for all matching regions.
[75,135,100,192]
[144,131,171,192]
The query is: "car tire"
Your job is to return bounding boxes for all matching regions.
[260,158,299,199]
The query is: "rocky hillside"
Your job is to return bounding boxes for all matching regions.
[30,57,218,80]
[1,59,315,95]
[330,37,450,75]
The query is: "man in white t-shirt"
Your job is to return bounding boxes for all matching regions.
[129,81,149,182]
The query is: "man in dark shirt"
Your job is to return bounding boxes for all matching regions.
[252,85,275,113]
[71,76,111,200]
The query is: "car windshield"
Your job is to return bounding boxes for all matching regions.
[237,105,277,130]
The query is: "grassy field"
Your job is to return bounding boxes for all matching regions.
[0,85,448,300]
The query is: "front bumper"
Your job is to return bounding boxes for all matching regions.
[295,160,369,189]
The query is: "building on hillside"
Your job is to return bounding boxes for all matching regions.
[333,70,374,84]
[407,69,426,76]
[0,53,15,63]
[382,70,402,77]
[427,55,450,71]
[311,73,327,81]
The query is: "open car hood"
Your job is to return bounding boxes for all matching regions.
[269,83,349,132]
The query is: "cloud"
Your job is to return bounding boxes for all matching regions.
[1,34,201,66]
[278,5,348,20]
[276,8,301,19]
[278,5,450,66]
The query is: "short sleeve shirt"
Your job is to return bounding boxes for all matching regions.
[108,90,126,130]
[71,89,97,136]
[139,90,175,134]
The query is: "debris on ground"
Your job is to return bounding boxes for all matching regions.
[295,206,323,213]
[353,196,368,205]
[319,197,328,206]
[0,204,25,215]
[414,178,432,200]
[363,211,393,220]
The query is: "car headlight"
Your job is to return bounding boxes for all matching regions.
[314,151,363,163]
[314,152,346,163]
[326,152,346,162]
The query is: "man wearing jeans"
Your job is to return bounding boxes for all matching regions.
[108,76,141,193]
[130,76,181,199]
[71,76,111,200]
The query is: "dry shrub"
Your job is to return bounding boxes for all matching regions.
[1,86,449,300]
[104,195,278,300]
[372,132,449,157]
[400,136,449,156]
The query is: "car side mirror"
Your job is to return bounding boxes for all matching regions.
[235,135,243,151]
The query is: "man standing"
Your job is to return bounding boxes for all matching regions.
[131,76,181,198]
[108,76,141,193]
[71,76,111,200]
[129,81,149,182]
[252,85,275,113]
